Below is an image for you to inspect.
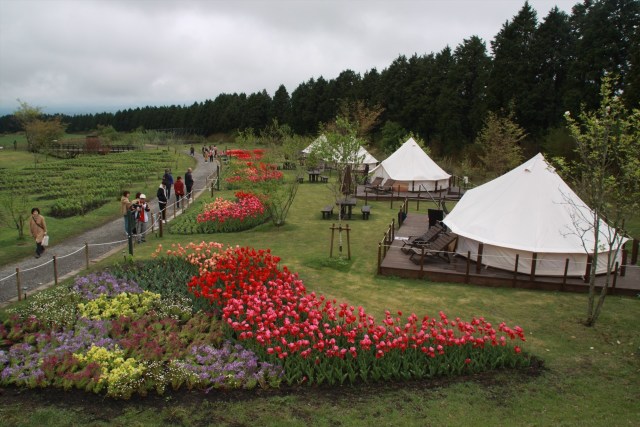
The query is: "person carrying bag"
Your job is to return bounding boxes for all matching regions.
[29,207,48,258]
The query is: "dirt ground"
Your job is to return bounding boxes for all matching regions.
[0,357,544,421]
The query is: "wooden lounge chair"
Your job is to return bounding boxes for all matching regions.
[377,178,396,194]
[408,232,458,264]
[364,176,384,192]
[400,223,445,254]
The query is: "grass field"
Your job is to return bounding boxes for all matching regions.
[1,144,639,426]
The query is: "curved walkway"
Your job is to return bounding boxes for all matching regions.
[0,151,219,306]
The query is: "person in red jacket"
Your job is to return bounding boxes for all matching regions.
[174,176,185,208]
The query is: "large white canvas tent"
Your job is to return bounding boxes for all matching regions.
[369,138,450,191]
[443,153,627,277]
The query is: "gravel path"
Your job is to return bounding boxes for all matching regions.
[0,151,219,305]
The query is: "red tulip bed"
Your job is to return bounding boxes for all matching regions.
[196,191,269,233]
[170,242,530,386]
[224,149,282,189]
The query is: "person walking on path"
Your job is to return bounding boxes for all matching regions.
[136,194,151,243]
[29,208,47,258]
[157,183,168,223]
[174,176,185,208]
[162,169,174,201]
[120,191,132,236]
[185,168,194,201]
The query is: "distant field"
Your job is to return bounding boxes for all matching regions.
[0,142,195,265]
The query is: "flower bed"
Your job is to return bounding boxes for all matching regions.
[224,149,282,189]
[0,244,531,399]
[168,192,269,234]
[197,191,268,232]
[169,242,530,386]
[0,271,282,399]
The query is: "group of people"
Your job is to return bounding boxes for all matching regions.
[120,167,194,243]
[26,166,197,259]
[202,145,217,163]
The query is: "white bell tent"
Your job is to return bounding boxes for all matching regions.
[443,153,627,277]
[369,137,450,191]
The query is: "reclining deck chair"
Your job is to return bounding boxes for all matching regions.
[400,223,445,254]
[377,178,396,194]
[408,232,458,264]
[364,176,384,192]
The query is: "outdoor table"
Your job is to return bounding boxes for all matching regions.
[336,198,357,219]
[308,170,321,182]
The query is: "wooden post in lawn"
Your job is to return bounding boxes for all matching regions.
[159,217,163,238]
[512,254,519,288]
[476,243,484,274]
[377,242,382,274]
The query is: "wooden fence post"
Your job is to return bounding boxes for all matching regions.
[476,243,484,274]
[512,254,519,288]
[611,261,619,294]
[377,242,382,274]
[346,224,351,260]
[584,255,592,283]
[465,252,470,284]
[530,253,537,281]
[562,258,569,291]
[85,243,90,270]
[53,255,59,286]
[16,267,21,301]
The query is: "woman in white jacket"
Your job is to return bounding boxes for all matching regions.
[135,194,151,243]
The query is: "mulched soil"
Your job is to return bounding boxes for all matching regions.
[0,356,545,418]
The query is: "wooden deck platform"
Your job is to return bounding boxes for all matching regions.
[379,213,640,296]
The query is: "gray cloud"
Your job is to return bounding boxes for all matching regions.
[0,0,577,115]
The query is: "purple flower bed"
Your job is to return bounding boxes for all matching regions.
[177,342,283,391]
[72,272,142,300]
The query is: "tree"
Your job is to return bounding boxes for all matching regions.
[487,2,538,132]
[563,76,639,327]
[475,111,526,178]
[258,134,308,227]
[0,181,30,240]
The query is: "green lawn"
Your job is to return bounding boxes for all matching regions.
[1,157,639,426]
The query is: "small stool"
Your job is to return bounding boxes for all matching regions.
[361,205,371,220]
[321,205,334,219]
[320,175,329,183]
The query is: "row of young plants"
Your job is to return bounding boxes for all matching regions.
[0,151,175,218]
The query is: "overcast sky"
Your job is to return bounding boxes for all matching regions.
[0,0,578,116]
